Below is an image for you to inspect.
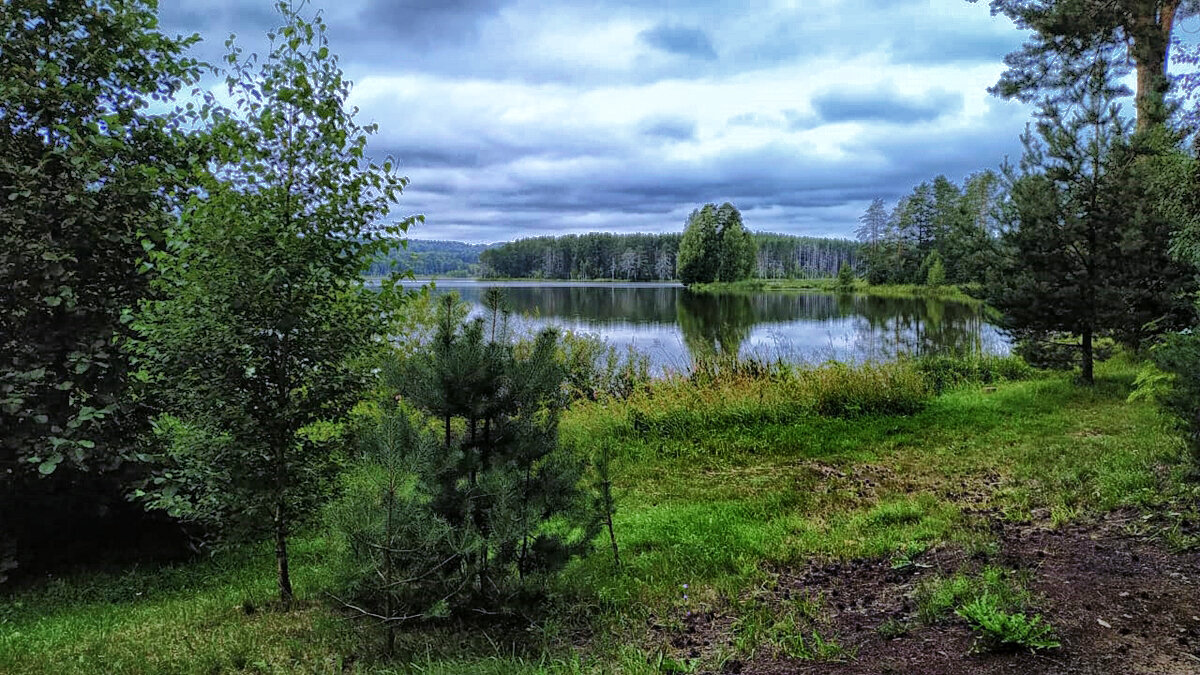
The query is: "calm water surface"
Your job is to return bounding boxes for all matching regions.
[404,280,1008,371]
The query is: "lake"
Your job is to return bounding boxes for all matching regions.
[403,280,1009,371]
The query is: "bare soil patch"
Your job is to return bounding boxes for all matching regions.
[661,512,1200,674]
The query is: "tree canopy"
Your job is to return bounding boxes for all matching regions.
[987,54,1194,382]
[130,2,416,605]
[677,203,758,285]
[976,0,1199,129]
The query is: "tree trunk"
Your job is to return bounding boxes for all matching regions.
[604,481,620,569]
[275,501,294,608]
[1131,0,1179,131]
[384,478,395,657]
[1081,326,1094,385]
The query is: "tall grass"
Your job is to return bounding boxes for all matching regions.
[607,354,1034,445]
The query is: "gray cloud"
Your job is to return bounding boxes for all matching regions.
[811,88,964,124]
[638,24,718,60]
[160,0,1042,242]
[353,0,509,47]
[638,116,697,141]
[392,101,1028,242]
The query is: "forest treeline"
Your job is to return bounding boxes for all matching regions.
[477,231,858,280]
[854,171,1002,286]
[365,239,490,277]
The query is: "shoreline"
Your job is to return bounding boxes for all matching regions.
[367,275,982,303]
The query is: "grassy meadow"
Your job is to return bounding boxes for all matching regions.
[2,354,1194,674]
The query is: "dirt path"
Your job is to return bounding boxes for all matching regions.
[670,513,1200,674]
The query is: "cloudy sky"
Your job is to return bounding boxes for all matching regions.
[160,1,1071,242]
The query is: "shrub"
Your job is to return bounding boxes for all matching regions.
[836,261,855,290]
[924,251,946,287]
[557,331,651,401]
[956,595,1060,652]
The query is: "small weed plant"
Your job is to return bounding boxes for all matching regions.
[956,595,1060,652]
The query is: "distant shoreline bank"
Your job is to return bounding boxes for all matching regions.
[364,275,981,303]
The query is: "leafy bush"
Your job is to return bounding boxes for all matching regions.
[956,595,1060,652]
[1141,330,1200,463]
[557,331,651,401]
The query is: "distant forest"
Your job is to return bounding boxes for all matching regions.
[477,232,858,280]
[366,233,859,280]
[365,239,491,277]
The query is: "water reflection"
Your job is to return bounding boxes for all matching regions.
[677,291,754,361]
[409,281,1007,371]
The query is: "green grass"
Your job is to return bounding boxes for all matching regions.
[1,355,1191,673]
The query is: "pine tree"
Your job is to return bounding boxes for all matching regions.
[326,403,446,653]
[855,198,889,251]
[837,261,856,290]
[385,293,600,611]
[978,0,1196,130]
[988,53,1193,383]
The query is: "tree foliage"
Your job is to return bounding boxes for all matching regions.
[677,205,721,285]
[345,294,599,617]
[924,251,947,287]
[716,203,757,282]
[0,0,204,582]
[480,231,856,281]
[987,54,1194,382]
[0,0,202,477]
[975,0,1198,129]
[859,171,1004,286]
[130,2,417,605]
[677,203,758,285]
[367,239,490,277]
